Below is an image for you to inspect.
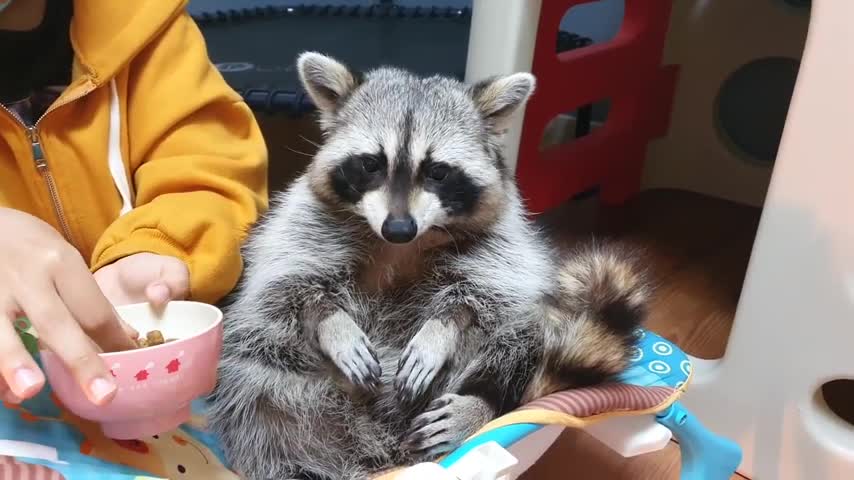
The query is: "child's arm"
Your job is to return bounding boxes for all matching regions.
[89,12,269,305]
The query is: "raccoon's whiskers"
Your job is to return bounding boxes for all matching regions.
[435,225,461,255]
[286,146,315,157]
[299,135,322,149]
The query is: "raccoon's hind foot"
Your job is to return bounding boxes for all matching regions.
[395,319,460,403]
[401,394,494,459]
[317,311,382,391]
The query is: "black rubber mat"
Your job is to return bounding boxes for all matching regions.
[193,4,593,117]
[194,4,472,115]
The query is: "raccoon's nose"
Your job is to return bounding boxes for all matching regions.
[381,215,418,243]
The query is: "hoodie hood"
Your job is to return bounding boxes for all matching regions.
[70,0,187,84]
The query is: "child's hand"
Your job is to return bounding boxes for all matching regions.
[94,253,189,307]
[0,208,137,406]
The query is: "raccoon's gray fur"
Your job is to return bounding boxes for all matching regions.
[207,52,651,480]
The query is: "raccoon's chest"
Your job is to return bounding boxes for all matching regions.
[357,230,452,294]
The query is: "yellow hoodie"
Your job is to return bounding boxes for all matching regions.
[0,1,269,304]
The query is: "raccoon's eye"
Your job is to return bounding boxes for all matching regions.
[428,164,450,181]
[361,156,381,174]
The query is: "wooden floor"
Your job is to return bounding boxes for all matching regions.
[519,188,761,480]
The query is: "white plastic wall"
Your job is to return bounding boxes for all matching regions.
[682,1,854,477]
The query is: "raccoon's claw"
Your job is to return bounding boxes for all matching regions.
[402,394,493,459]
[318,312,382,392]
[395,320,457,402]
[336,336,382,391]
[394,344,443,403]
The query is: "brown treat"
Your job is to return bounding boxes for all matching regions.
[146,330,165,346]
[133,330,172,349]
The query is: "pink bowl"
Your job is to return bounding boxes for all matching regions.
[40,301,223,440]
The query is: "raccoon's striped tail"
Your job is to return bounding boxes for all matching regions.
[523,240,653,402]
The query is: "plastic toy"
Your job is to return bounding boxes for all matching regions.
[507,0,678,214]
[382,328,742,480]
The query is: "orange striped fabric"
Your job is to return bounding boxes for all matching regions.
[519,383,676,417]
[0,456,65,480]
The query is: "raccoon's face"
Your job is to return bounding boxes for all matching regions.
[296,52,535,244]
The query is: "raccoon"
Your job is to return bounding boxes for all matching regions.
[206,52,651,480]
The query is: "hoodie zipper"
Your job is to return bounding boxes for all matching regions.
[0,82,95,245]
[29,127,74,242]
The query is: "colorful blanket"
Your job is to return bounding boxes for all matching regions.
[1,319,237,480]
[0,370,236,479]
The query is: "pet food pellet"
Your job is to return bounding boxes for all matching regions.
[134,329,171,349]
[146,330,165,346]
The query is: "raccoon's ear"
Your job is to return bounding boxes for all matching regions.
[297,51,362,113]
[469,73,536,132]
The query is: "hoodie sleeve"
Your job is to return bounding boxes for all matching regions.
[89,12,269,304]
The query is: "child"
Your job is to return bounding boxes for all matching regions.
[0,0,268,408]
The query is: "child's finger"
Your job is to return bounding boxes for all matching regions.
[0,381,22,405]
[146,282,171,307]
[15,285,118,406]
[0,310,45,401]
[114,308,139,339]
[0,378,22,404]
[156,258,190,301]
[52,260,138,353]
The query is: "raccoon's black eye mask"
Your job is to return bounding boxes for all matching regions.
[418,157,481,216]
[330,153,388,203]
[328,150,481,216]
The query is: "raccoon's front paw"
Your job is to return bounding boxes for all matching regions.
[317,311,382,391]
[402,394,494,459]
[336,334,382,391]
[395,319,457,403]
[395,342,444,403]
